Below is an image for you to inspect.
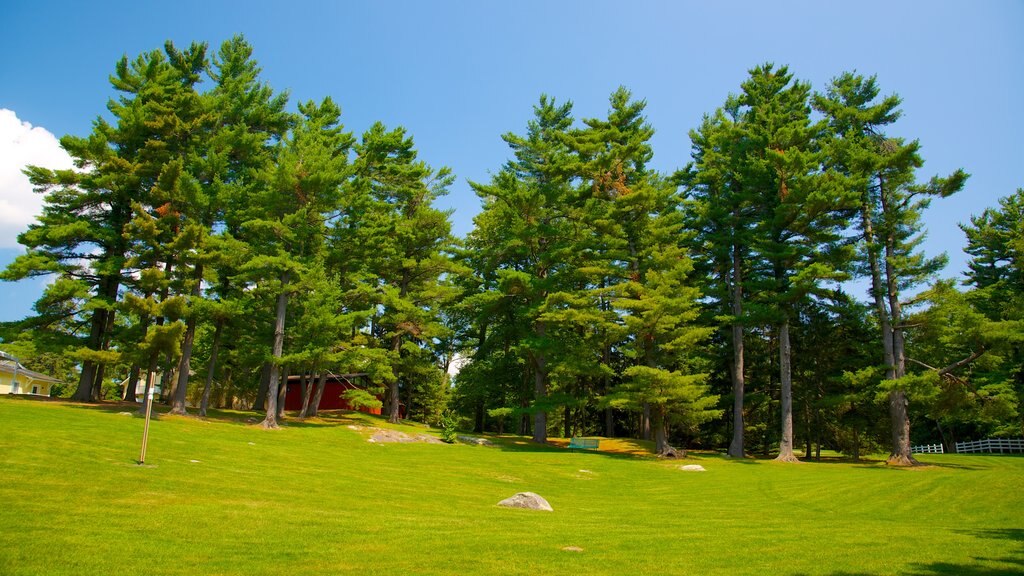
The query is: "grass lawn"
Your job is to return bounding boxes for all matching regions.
[1,396,1022,575]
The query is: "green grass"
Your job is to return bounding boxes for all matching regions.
[1,396,1022,575]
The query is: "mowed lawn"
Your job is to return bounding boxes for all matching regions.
[1,397,1022,575]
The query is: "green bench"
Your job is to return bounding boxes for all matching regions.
[568,437,599,452]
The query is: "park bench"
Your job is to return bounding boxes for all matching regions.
[568,437,599,452]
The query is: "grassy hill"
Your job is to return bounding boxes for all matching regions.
[1,396,1022,575]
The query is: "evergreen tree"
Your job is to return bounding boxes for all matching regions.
[2,43,206,401]
[733,64,856,461]
[240,98,352,428]
[467,96,579,443]
[681,107,756,457]
[348,122,455,424]
[815,72,967,465]
[169,35,290,414]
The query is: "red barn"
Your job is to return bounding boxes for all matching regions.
[283,373,384,415]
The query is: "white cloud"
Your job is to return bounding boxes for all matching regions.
[0,109,73,248]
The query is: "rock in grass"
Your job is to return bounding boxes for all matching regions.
[680,464,706,472]
[562,546,584,552]
[497,492,553,511]
[457,434,493,446]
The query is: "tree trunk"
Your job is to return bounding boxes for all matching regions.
[261,272,290,429]
[277,365,289,419]
[254,362,271,412]
[641,403,651,441]
[884,228,918,466]
[388,330,403,423]
[887,389,917,465]
[531,322,548,444]
[123,364,141,402]
[73,274,119,402]
[74,353,100,401]
[474,400,484,434]
[603,343,615,438]
[776,320,799,462]
[654,404,669,455]
[804,399,813,458]
[199,318,224,417]
[92,361,107,401]
[563,404,571,438]
[171,264,204,415]
[814,406,822,462]
[728,244,746,458]
[91,303,118,401]
[298,370,312,418]
[159,364,176,405]
[308,372,328,418]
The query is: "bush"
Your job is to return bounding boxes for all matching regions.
[440,410,458,443]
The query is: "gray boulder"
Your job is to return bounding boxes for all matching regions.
[497,492,553,511]
[457,435,494,446]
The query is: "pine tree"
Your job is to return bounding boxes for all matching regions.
[730,64,857,461]
[681,107,756,457]
[569,88,718,453]
[2,44,205,401]
[815,72,967,465]
[169,35,290,414]
[468,96,579,442]
[241,98,353,428]
[347,122,456,424]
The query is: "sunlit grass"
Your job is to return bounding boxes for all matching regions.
[1,396,1021,575]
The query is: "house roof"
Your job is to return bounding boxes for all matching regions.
[0,359,63,384]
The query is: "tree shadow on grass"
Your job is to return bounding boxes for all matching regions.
[824,529,1024,575]
[872,529,1024,576]
[52,398,390,429]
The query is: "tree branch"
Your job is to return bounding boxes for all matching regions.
[937,348,986,376]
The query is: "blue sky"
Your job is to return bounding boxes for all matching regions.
[1,0,1021,321]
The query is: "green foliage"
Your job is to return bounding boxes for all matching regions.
[340,389,383,412]
[439,410,459,443]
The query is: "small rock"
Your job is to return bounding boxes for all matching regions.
[497,492,553,512]
[189,459,201,463]
[118,411,133,416]
[680,464,706,472]
[248,442,256,446]
[578,469,593,474]
[562,546,584,553]
[367,438,376,443]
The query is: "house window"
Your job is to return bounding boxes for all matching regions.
[32,386,39,395]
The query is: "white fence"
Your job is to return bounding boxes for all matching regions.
[910,443,944,454]
[955,438,1024,454]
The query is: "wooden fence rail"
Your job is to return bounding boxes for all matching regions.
[910,443,944,454]
[954,438,1024,454]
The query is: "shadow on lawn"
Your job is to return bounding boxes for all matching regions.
[53,397,379,430]
[906,528,1024,575]
[826,529,1024,576]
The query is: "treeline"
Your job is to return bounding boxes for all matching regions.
[2,37,456,428]
[2,39,1021,463]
